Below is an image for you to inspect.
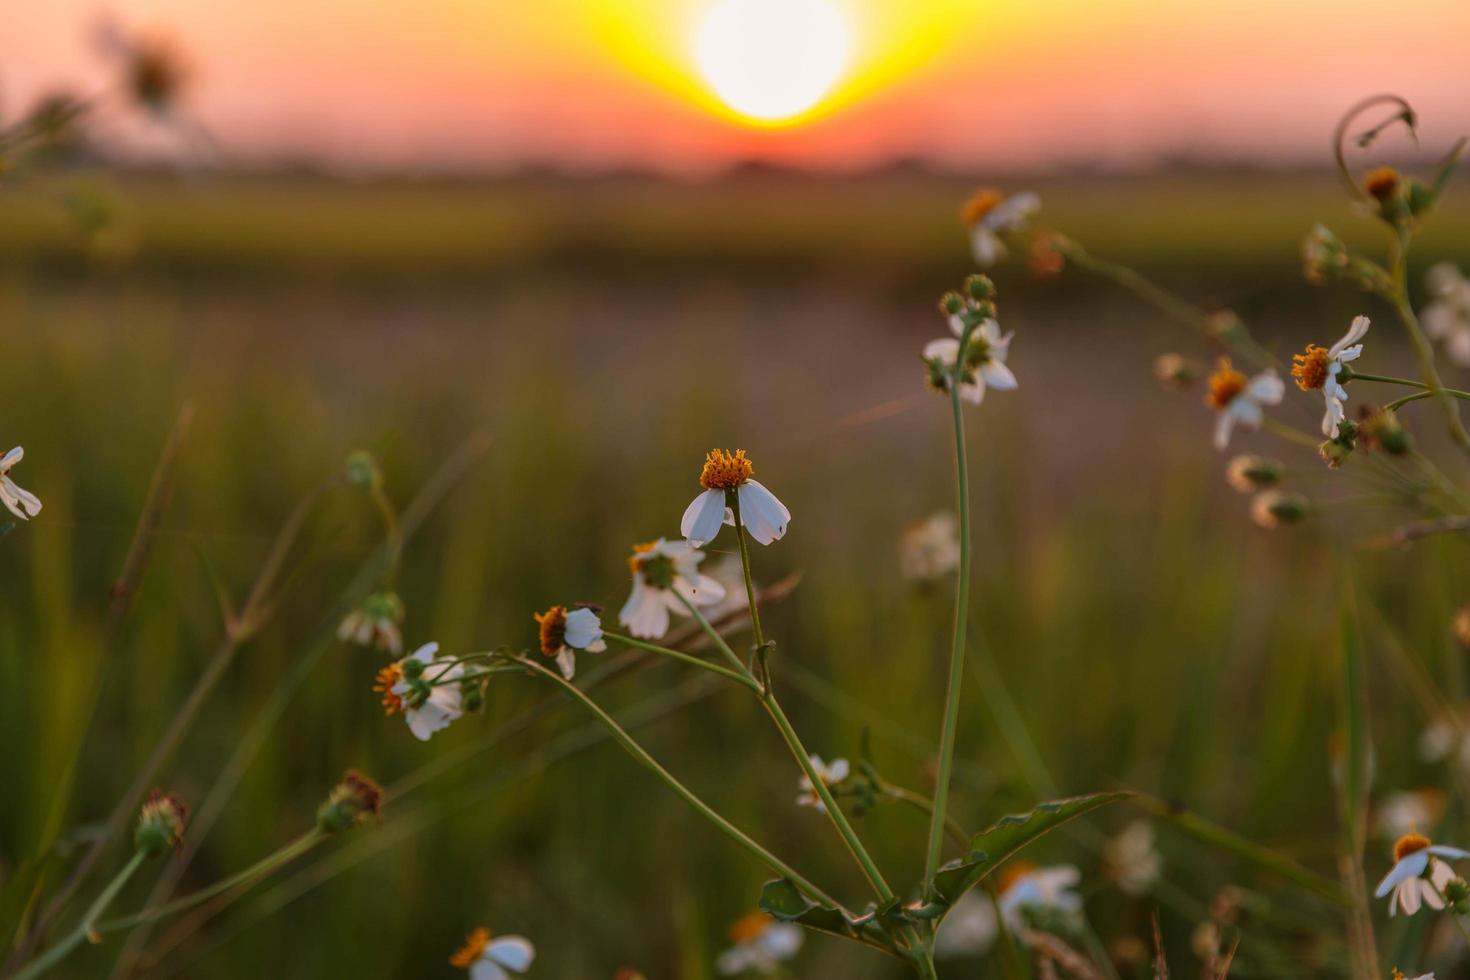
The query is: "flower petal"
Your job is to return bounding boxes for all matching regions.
[486,936,536,972]
[681,488,727,547]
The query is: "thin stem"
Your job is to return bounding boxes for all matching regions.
[730,493,767,652]
[603,631,759,691]
[674,593,750,675]
[12,852,147,980]
[882,785,970,849]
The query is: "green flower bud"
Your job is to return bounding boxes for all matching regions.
[963,274,996,302]
[1251,490,1309,529]
[135,790,187,857]
[316,770,383,834]
[939,292,965,316]
[1225,455,1283,492]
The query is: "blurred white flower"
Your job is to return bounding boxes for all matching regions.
[534,604,606,680]
[618,538,726,639]
[0,447,42,521]
[924,317,1018,406]
[1417,713,1470,770]
[337,591,405,655]
[900,512,960,582]
[1103,821,1162,897]
[681,449,790,547]
[795,755,849,812]
[373,641,464,741]
[933,891,998,958]
[1291,316,1369,437]
[1206,358,1284,449]
[963,189,1040,267]
[715,913,803,976]
[998,863,1083,931]
[1375,789,1447,841]
[1424,262,1470,367]
[449,927,535,980]
[1375,834,1470,916]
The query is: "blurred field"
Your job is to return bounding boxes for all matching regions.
[3,169,1470,978]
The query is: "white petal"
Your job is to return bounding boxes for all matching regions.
[1213,411,1236,450]
[737,480,790,545]
[681,488,728,547]
[959,378,985,405]
[715,947,752,976]
[969,227,1004,267]
[979,360,1017,391]
[619,581,670,639]
[1335,345,1364,364]
[1328,315,1370,357]
[1247,371,1285,404]
[948,313,966,338]
[556,647,576,679]
[0,447,22,471]
[1429,845,1470,861]
[1448,328,1470,368]
[486,936,536,972]
[406,699,458,741]
[469,962,509,980]
[1376,851,1430,897]
[409,641,440,665]
[563,607,603,649]
[758,923,804,959]
[924,337,960,363]
[827,758,850,781]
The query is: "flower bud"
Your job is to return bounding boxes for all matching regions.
[1153,353,1195,390]
[1225,455,1282,493]
[970,299,997,321]
[939,292,965,316]
[1357,405,1411,455]
[400,655,425,680]
[1318,437,1353,469]
[963,274,996,302]
[1445,876,1470,914]
[135,790,187,857]
[344,450,382,489]
[1251,490,1309,529]
[1302,224,1349,285]
[317,770,383,834]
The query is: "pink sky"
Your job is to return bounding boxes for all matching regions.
[4,1,1469,174]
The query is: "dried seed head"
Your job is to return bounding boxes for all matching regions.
[135,790,187,857]
[317,770,384,833]
[1250,490,1309,529]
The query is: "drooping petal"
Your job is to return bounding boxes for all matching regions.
[827,758,850,781]
[485,936,536,971]
[924,337,961,363]
[555,647,576,679]
[1428,845,1470,861]
[1213,411,1236,450]
[563,607,603,650]
[979,360,1018,391]
[1375,851,1430,897]
[469,961,509,980]
[0,447,22,471]
[736,480,790,545]
[681,488,728,547]
[1247,371,1285,404]
[409,641,440,666]
[1328,315,1371,358]
[619,581,670,639]
[405,699,458,741]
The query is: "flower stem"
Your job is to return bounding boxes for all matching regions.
[603,631,760,691]
[881,784,971,848]
[12,852,147,980]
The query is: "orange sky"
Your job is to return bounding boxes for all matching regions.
[4,0,1469,174]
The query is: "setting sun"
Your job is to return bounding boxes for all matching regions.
[693,0,852,124]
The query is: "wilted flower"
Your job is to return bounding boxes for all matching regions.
[795,755,849,812]
[1375,789,1447,841]
[449,928,535,980]
[900,512,961,582]
[1423,263,1470,367]
[681,449,790,548]
[997,863,1083,931]
[0,447,42,521]
[1102,821,1162,896]
[1028,229,1067,280]
[94,18,187,115]
[962,189,1040,267]
[135,790,187,857]
[933,891,998,958]
[534,604,606,680]
[924,315,1018,407]
[1224,455,1282,493]
[1153,353,1196,390]
[1356,404,1411,455]
[1291,316,1369,437]
[337,591,405,655]
[618,538,726,639]
[715,913,803,976]
[374,641,464,741]
[1250,489,1309,530]
[1205,359,1283,449]
[317,770,384,833]
[1376,834,1470,916]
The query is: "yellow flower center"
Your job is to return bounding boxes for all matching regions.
[373,663,404,715]
[1394,832,1431,862]
[962,188,1004,226]
[1205,358,1248,410]
[996,859,1037,896]
[728,912,773,944]
[1291,345,1331,391]
[534,605,567,657]
[450,927,491,969]
[699,449,753,490]
[1364,165,1400,201]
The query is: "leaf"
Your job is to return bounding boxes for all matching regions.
[757,879,894,950]
[932,791,1131,906]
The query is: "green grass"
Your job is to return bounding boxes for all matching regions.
[2,170,1470,977]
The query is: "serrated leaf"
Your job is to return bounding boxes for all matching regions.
[757,879,895,950]
[932,791,1131,905]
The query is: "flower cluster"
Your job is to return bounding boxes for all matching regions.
[924,275,1019,406]
[449,928,535,980]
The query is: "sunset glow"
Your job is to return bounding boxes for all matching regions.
[693,0,852,124]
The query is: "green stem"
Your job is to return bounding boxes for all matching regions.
[12,852,147,980]
[1351,371,1470,401]
[603,631,759,691]
[730,492,767,653]
[673,593,750,675]
[1384,227,1470,458]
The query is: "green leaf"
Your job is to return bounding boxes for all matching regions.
[932,791,1131,905]
[757,879,894,950]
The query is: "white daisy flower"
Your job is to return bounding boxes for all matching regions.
[962,189,1041,267]
[997,863,1083,932]
[1374,833,1470,916]
[449,927,535,980]
[1424,262,1470,367]
[1375,789,1447,841]
[0,447,42,521]
[1103,820,1162,897]
[534,604,606,680]
[899,512,961,582]
[373,641,464,741]
[1418,712,1470,771]
[933,891,998,959]
[715,913,803,976]
[336,591,405,655]
[1291,315,1370,437]
[618,538,727,640]
[795,755,849,812]
[924,316,1018,406]
[680,449,790,548]
[1205,358,1284,449]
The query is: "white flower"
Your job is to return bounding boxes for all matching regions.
[1374,834,1470,916]
[1292,315,1369,437]
[1103,821,1162,897]
[450,928,535,980]
[618,538,727,640]
[336,591,405,655]
[998,864,1083,931]
[0,447,42,521]
[1424,262,1470,367]
[900,512,961,582]
[534,604,606,680]
[933,891,998,958]
[963,189,1040,267]
[1375,790,1447,841]
[715,914,803,976]
[374,641,464,741]
[924,317,1018,406]
[1419,713,1470,771]
[795,755,849,812]
[681,449,790,548]
[1205,358,1284,449]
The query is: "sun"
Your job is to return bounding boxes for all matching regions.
[693,0,853,125]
